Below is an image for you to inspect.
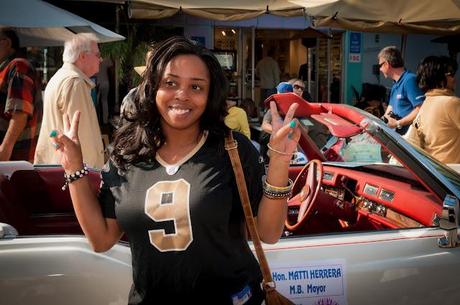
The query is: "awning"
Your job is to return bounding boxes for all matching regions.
[128,0,306,21]
[0,0,125,47]
[289,0,460,34]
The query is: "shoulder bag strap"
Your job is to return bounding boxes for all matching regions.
[224,132,275,289]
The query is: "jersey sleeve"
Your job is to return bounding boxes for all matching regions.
[234,132,264,216]
[98,161,119,219]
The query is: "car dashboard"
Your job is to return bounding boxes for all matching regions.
[286,163,443,236]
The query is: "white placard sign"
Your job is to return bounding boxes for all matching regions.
[270,259,347,305]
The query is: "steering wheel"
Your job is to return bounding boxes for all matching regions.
[285,159,323,231]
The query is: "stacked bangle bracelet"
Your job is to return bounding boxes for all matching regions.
[262,177,293,199]
[62,164,89,191]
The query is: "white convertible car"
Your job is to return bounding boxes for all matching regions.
[1,93,460,305]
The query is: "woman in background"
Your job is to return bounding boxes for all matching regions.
[224,99,251,139]
[406,55,460,163]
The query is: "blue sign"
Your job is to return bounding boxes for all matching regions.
[349,32,361,54]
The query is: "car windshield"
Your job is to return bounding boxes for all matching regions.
[295,108,460,197]
[297,117,400,167]
[403,139,460,194]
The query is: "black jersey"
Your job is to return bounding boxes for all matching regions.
[99,132,265,304]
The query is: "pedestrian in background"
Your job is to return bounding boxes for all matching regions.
[378,46,425,134]
[240,97,258,122]
[289,78,312,101]
[0,27,42,162]
[355,83,387,118]
[224,99,251,139]
[405,55,460,163]
[259,81,295,162]
[48,36,300,304]
[97,56,113,125]
[255,47,280,112]
[118,47,154,127]
[34,33,104,169]
[260,82,293,136]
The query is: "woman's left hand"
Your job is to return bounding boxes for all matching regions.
[268,101,300,161]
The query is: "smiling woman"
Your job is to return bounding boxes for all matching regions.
[44,36,301,304]
[155,54,210,137]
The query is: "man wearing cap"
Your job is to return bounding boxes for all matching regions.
[261,82,293,134]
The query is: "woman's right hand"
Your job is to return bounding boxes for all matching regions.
[50,111,84,173]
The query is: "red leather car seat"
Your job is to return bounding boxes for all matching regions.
[0,174,32,234]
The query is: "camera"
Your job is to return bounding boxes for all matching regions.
[381,111,401,124]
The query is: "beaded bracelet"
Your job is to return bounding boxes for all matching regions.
[262,177,293,200]
[62,164,89,191]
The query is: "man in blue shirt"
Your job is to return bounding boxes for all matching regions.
[378,46,424,134]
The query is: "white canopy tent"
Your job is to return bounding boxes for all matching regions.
[0,0,125,47]
[290,0,460,35]
[127,0,306,21]
[71,0,460,37]
[127,0,460,34]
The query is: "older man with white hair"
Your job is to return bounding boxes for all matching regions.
[34,33,104,169]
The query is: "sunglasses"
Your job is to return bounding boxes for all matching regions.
[293,84,305,91]
[378,61,385,68]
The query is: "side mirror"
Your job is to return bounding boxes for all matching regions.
[0,223,18,239]
[438,195,459,248]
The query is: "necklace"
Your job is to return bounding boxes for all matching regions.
[156,131,208,176]
[165,165,180,175]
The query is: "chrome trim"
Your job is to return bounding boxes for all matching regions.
[438,195,459,248]
[0,223,18,239]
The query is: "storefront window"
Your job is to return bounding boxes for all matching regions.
[214,27,240,100]
[26,46,63,90]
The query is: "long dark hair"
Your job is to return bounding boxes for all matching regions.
[111,36,229,171]
[416,55,458,92]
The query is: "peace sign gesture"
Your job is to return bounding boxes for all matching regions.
[267,101,300,161]
[49,111,84,173]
